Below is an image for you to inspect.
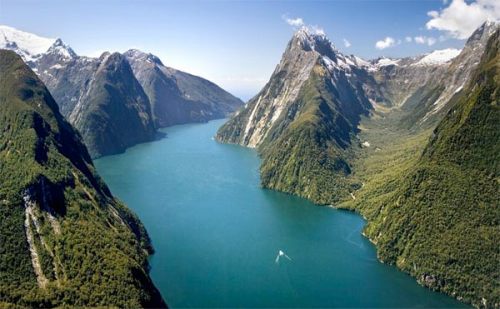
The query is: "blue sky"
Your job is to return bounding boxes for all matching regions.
[1,0,498,100]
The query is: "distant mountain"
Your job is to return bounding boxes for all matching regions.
[0,25,55,63]
[0,50,166,307]
[218,22,499,307]
[1,25,243,158]
[373,21,499,128]
[68,52,157,158]
[30,47,157,158]
[124,49,243,127]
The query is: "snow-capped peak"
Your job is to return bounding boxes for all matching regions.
[0,25,55,61]
[293,26,337,54]
[46,38,77,60]
[294,26,328,42]
[415,48,461,66]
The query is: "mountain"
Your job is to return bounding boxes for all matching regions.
[0,27,157,158]
[124,49,243,127]
[0,25,55,64]
[217,27,378,203]
[33,42,96,117]
[345,29,499,308]
[33,49,157,158]
[68,52,157,158]
[218,23,498,203]
[1,25,243,158]
[376,21,499,128]
[0,50,166,307]
[356,23,497,132]
[218,22,499,307]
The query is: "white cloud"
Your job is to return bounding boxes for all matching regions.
[414,36,437,46]
[375,37,396,50]
[282,15,326,37]
[405,36,413,42]
[284,16,304,27]
[414,36,426,44]
[426,0,500,39]
[343,38,351,48]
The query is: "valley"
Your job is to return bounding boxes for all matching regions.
[94,119,467,308]
[217,22,500,307]
[0,2,498,307]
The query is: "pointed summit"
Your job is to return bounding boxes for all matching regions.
[46,38,77,59]
[291,26,337,59]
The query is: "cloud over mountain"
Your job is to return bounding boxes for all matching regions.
[426,0,500,39]
[375,37,396,49]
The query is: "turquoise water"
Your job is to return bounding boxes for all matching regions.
[95,119,467,308]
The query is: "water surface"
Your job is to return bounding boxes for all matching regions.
[95,119,467,308]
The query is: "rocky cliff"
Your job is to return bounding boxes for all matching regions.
[124,49,243,127]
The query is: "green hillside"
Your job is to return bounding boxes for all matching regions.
[342,30,499,308]
[259,64,364,204]
[0,50,166,307]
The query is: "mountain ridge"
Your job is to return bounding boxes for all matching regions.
[0,49,166,307]
[1,25,243,158]
[217,22,500,307]
[124,49,243,127]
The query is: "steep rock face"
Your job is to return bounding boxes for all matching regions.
[370,56,451,109]
[0,50,166,307]
[33,39,90,117]
[124,49,243,127]
[372,22,499,128]
[217,27,376,203]
[217,29,321,147]
[8,37,157,158]
[2,26,243,158]
[218,23,499,205]
[67,52,156,158]
[217,28,379,148]
[361,30,499,308]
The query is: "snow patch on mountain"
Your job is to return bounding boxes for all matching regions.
[414,48,461,66]
[0,25,55,61]
[294,26,336,53]
[46,39,77,60]
[376,58,401,67]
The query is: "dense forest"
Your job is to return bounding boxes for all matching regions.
[0,50,166,307]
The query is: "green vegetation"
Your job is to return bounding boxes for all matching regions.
[219,27,499,308]
[0,50,165,307]
[259,65,359,204]
[340,30,500,308]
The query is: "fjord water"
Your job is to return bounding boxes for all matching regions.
[95,119,466,308]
